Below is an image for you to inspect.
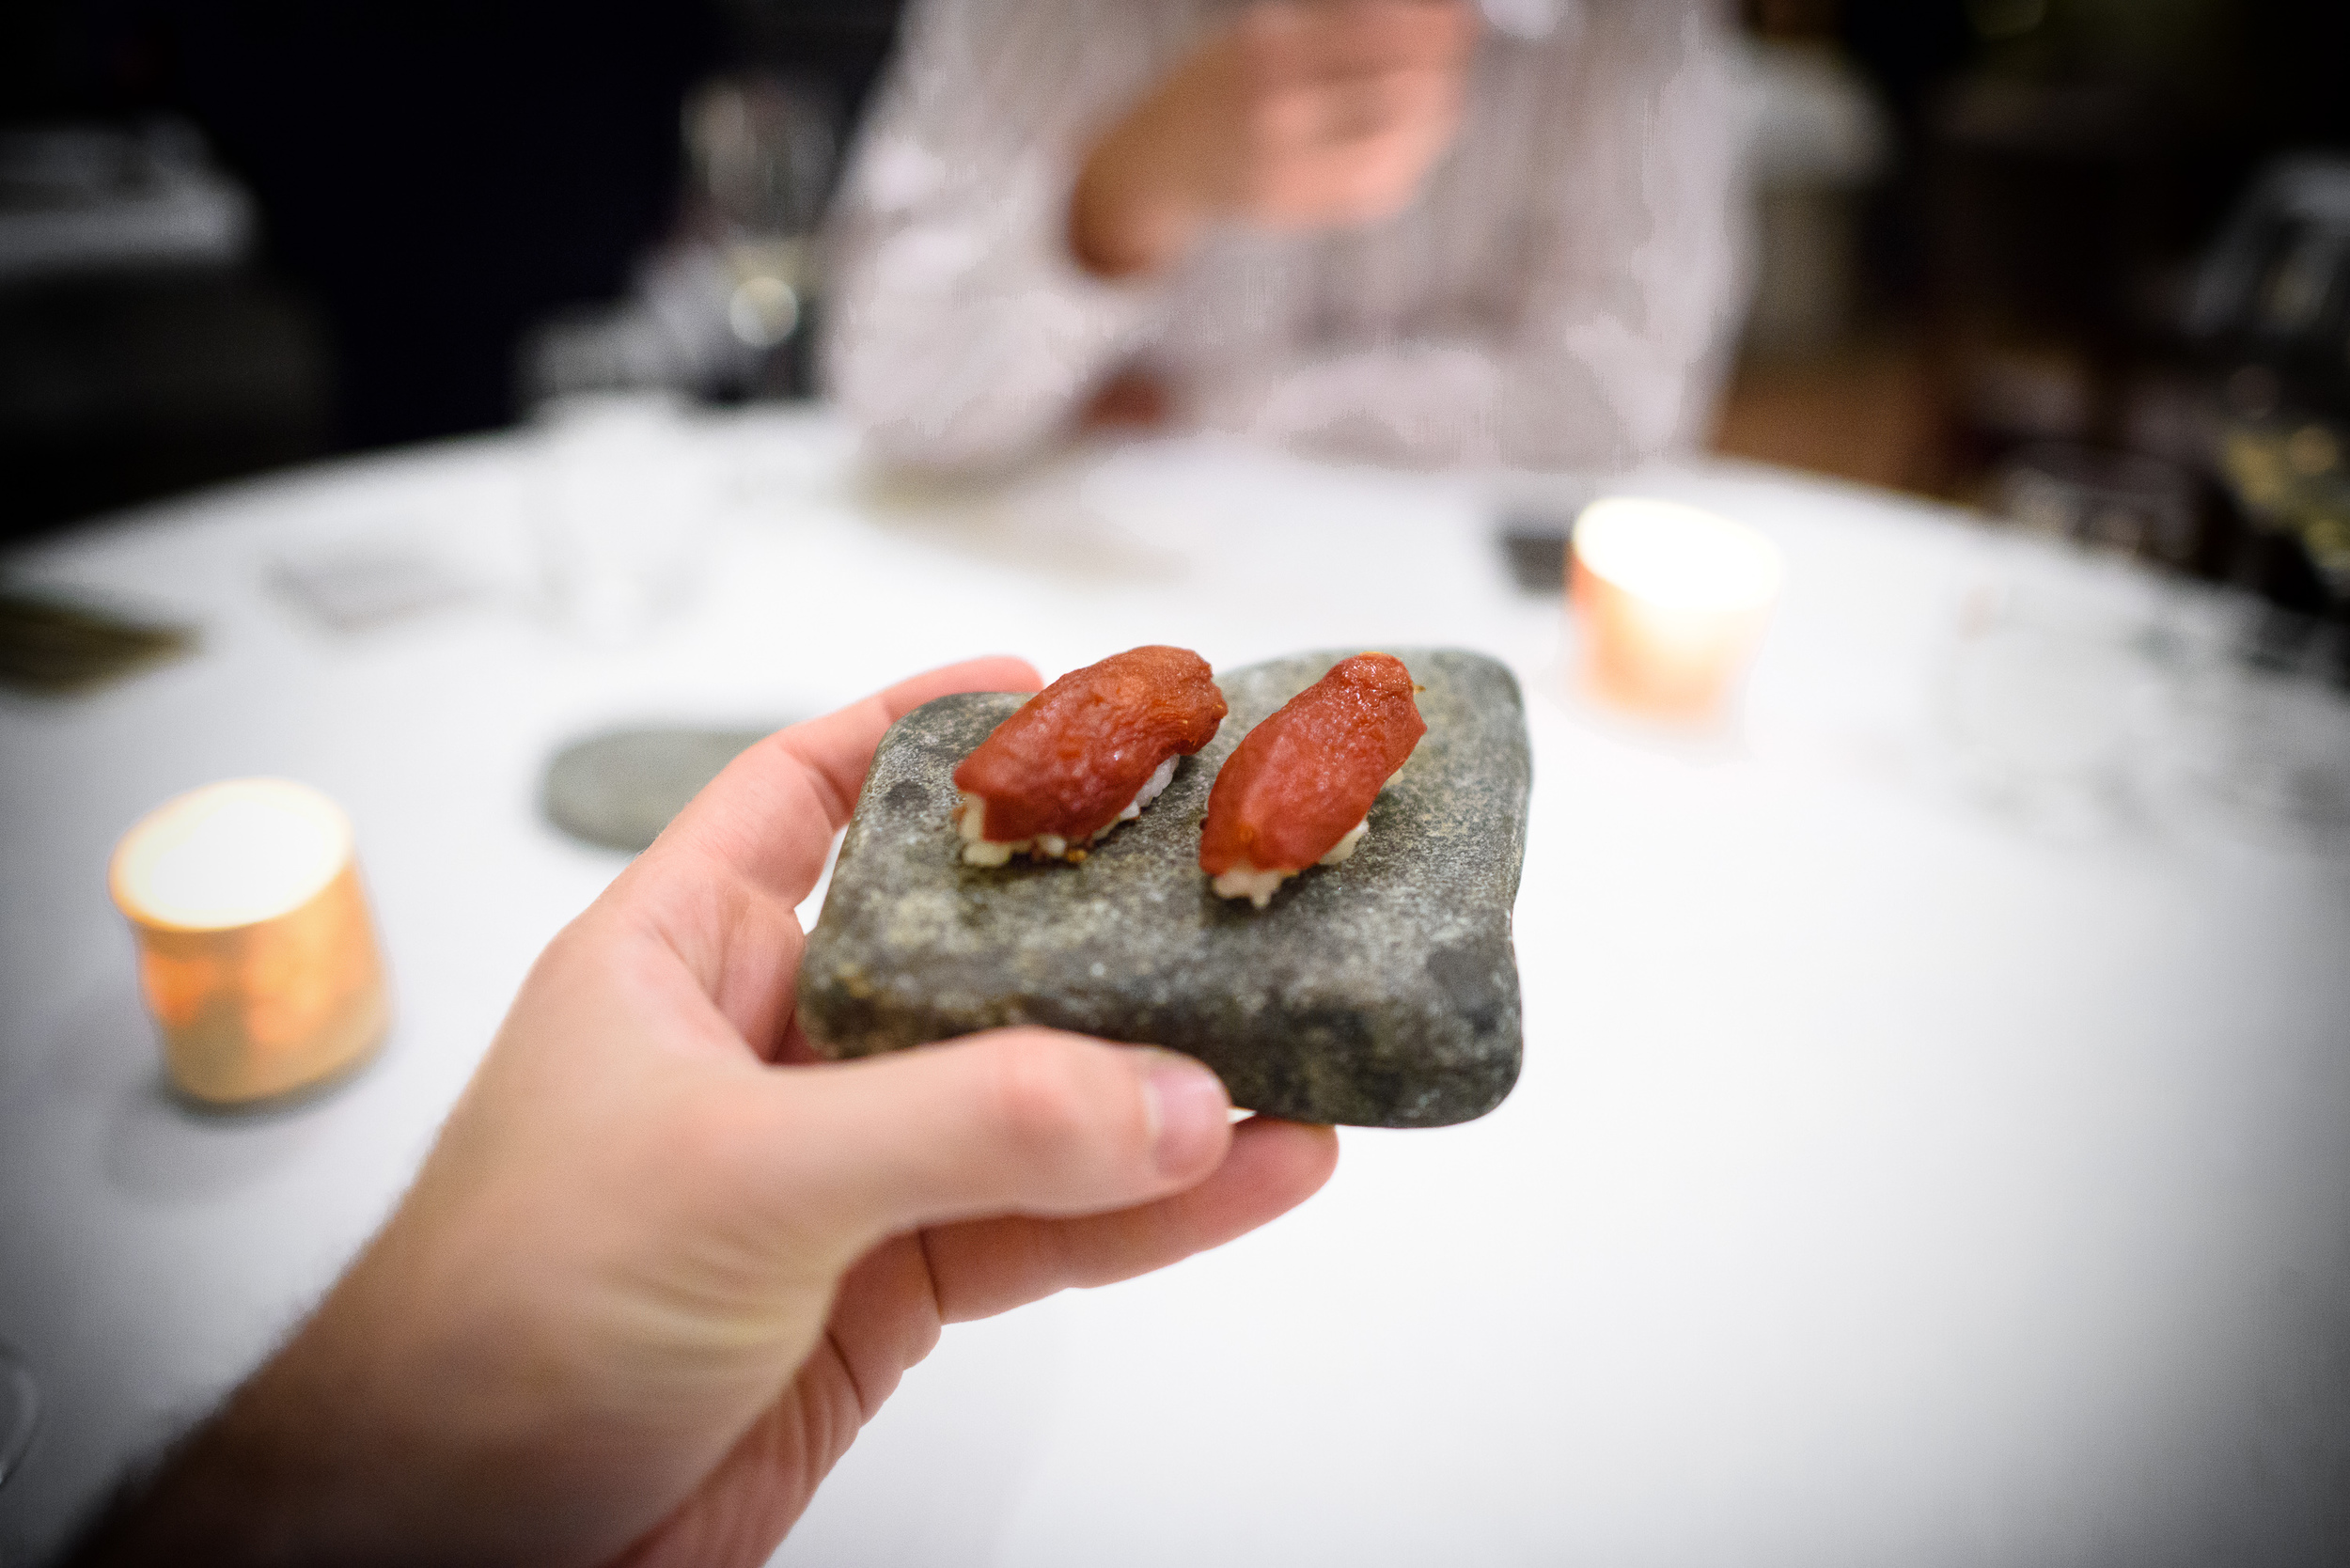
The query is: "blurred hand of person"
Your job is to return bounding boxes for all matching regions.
[75,659,1340,1568]
[1078,366,1177,430]
[1071,0,1480,279]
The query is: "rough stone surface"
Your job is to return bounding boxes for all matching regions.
[796,650,1529,1127]
[543,726,779,853]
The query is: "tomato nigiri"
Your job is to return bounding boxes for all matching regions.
[1199,652,1425,907]
[953,645,1227,866]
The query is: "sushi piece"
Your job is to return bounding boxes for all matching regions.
[1199,652,1426,907]
[953,645,1227,866]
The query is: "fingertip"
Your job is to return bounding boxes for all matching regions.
[1139,1052,1232,1181]
[964,654,1044,693]
[1236,1115,1341,1199]
[884,656,1042,719]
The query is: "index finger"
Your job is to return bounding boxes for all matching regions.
[775,655,1045,832]
[665,655,1042,901]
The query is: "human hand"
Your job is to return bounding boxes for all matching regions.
[1070,0,1479,279]
[73,660,1340,1568]
[1078,366,1175,431]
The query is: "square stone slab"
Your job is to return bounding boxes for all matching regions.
[796,649,1529,1127]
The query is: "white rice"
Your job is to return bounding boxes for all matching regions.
[959,755,1179,867]
[1120,755,1179,821]
[1318,818,1370,865]
[1210,816,1370,908]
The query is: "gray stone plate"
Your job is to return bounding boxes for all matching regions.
[544,726,781,854]
[796,649,1530,1127]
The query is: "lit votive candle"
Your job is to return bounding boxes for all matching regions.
[1569,497,1786,719]
[109,779,389,1105]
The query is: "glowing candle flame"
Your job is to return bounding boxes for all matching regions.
[1570,498,1785,718]
[112,780,352,931]
[110,779,387,1104]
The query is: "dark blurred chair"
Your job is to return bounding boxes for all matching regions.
[2188,157,2350,422]
[0,118,328,540]
[1991,442,2211,571]
[0,2,920,538]
[2185,159,2350,628]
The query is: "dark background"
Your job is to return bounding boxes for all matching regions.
[2,0,2345,551]
[0,0,901,535]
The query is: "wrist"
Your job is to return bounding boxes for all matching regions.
[65,1354,378,1567]
[67,1220,585,1567]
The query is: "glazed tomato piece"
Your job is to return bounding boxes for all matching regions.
[954,645,1227,844]
[1199,652,1425,876]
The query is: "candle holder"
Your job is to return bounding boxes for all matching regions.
[109,779,389,1105]
[1569,497,1785,720]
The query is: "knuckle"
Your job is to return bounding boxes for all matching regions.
[1233,32,1290,91]
[1240,161,1290,212]
[1368,76,1413,122]
[1244,93,1297,150]
[988,1035,1115,1169]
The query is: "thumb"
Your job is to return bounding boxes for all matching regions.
[772,1029,1234,1249]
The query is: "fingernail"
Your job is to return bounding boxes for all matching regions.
[1138,1050,1230,1176]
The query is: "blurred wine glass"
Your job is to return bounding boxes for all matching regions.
[521,72,842,406]
[529,390,716,644]
[687,73,836,240]
[685,74,838,373]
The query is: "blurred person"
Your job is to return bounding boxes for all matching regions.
[68,659,1339,1568]
[825,0,1747,472]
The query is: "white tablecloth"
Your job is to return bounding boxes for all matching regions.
[4,409,2346,1566]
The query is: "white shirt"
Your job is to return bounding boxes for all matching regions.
[823,0,1748,473]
